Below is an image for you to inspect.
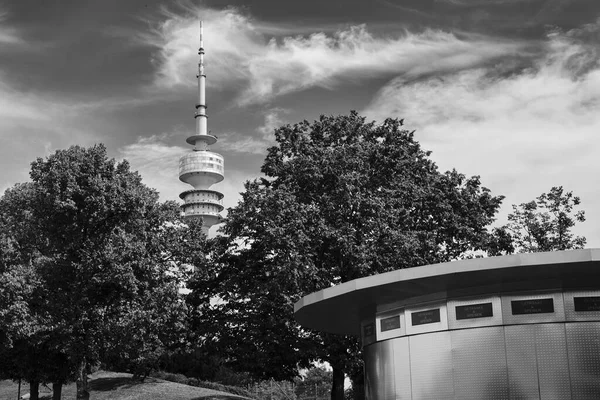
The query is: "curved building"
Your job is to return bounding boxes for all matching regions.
[295,249,600,400]
[178,21,224,234]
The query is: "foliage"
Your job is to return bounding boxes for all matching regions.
[0,183,75,400]
[188,112,507,400]
[0,144,207,399]
[0,264,39,353]
[294,367,332,400]
[149,371,254,397]
[505,186,586,253]
[251,379,296,400]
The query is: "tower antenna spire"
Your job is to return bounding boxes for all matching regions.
[193,19,208,144]
[199,19,203,49]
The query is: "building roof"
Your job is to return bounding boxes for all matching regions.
[293,249,600,335]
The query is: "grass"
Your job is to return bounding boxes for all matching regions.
[0,371,249,400]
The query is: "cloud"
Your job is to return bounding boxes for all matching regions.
[363,20,600,245]
[141,5,530,106]
[217,108,288,154]
[256,108,287,140]
[434,0,539,5]
[216,134,270,155]
[0,76,104,196]
[139,6,259,90]
[0,7,23,46]
[0,7,116,194]
[530,0,576,25]
[118,131,187,200]
[0,7,96,190]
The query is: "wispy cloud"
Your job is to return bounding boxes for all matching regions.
[364,20,600,137]
[217,108,288,154]
[140,4,531,106]
[118,132,187,200]
[0,76,99,199]
[256,107,287,141]
[363,20,600,243]
[0,7,23,46]
[434,0,539,5]
[0,9,86,141]
[0,6,115,193]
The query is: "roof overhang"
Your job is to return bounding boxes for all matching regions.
[294,249,600,335]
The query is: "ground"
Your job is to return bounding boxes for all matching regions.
[0,371,247,400]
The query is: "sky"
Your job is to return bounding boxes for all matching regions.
[0,0,599,245]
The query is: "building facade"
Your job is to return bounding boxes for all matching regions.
[295,249,600,399]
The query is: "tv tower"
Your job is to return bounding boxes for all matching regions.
[178,20,224,234]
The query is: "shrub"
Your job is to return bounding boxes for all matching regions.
[150,370,253,398]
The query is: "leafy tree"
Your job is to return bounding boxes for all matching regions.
[0,183,71,400]
[505,186,586,253]
[0,144,206,399]
[295,366,333,400]
[102,277,190,381]
[250,379,296,400]
[189,112,507,400]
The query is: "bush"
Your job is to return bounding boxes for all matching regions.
[152,371,190,384]
[196,380,252,397]
[150,370,253,398]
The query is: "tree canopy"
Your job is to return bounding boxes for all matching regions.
[0,144,207,400]
[294,366,333,400]
[189,112,508,400]
[505,186,586,253]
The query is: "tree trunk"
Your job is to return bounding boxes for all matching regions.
[76,359,90,400]
[29,381,39,400]
[330,365,345,400]
[349,370,365,400]
[17,378,21,400]
[53,383,63,400]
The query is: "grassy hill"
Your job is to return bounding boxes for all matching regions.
[0,371,249,400]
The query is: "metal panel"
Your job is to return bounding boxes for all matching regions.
[505,325,540,399]
[363,343,379,400]
[564,290,600,322]
[534,324,571,400]
[364,338,412,400]
[448,296,503,330]
[566,322,600,399]
[405,303,448,335]
[378,340,396,400]
[376,308,406,342]
[502,292,565,325]
[450,326,509,400]
[409,331,454,399]
[391,337,412,400]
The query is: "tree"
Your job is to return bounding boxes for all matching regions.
[0,263,40,398]
[505,186,586,253]
[0,144,206,399]
[0,182,72,400]
[189,112,507,400]
[295,366,333,400]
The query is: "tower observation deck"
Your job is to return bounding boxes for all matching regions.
[178,21,224,234]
